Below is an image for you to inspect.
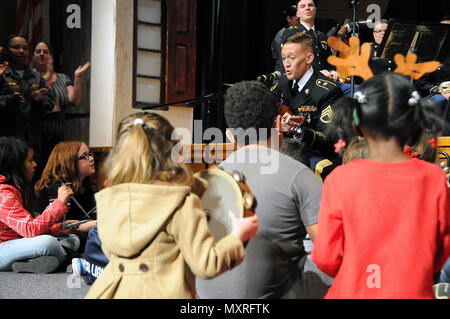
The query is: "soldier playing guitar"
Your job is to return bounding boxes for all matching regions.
[271,32,343,172]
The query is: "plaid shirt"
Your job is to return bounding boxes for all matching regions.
[0,176,68,243]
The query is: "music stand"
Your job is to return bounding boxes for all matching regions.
[377,19,450,63]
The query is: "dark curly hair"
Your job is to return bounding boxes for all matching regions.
[224,81,279,146]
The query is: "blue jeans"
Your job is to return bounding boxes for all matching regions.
[427,94,450,135]
[440,257,450,283]
[0,234,80,271]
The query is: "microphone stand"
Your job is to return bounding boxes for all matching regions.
[140,92,225,143]
[349,0,359,97]
[140,92,223,110]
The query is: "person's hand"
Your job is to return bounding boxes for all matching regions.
[77,220,97,232]
[57,184,74,205]
[320,69,340,82]
[13,90,25,104]
[0,62,8,76]
[74,61,91,79]
[58,220,80,236]
[337,25,350,40]
[280,113,291,132]
[30,87,49,101]
[229,211,258,243]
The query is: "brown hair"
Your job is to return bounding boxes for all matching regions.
[35,141,87,195]
[284,31,314,51]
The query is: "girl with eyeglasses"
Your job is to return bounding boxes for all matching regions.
[0,137,75,274]
[34,141,97,255]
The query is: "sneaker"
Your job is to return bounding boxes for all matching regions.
[434,283,450,299]
[72,258,86,276]
[11,256,60,274]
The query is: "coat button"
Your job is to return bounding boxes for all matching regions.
[139,263,149,272]
[119,264,124,272]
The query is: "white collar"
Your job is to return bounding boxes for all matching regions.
[293,67,314,93]
[301,22,315,33]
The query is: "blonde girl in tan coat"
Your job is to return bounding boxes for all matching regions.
[85,112,258,299]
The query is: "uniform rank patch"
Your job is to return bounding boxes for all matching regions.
[320,105,333,123]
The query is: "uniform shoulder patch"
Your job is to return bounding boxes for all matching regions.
[320,105,334,124]
[316,78,337,91]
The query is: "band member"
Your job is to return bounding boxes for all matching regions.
[271,5,300,73]
[271,32,343,171]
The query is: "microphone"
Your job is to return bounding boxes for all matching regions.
[256,71,281,84]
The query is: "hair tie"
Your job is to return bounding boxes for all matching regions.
[134,118,145,126]
[408,91,420,121]
[428,138,437,148]
[408,91,420,106]
[403,146,419,158]
[334,139,347,154]
[353,91,367,104]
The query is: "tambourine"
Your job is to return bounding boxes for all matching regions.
[194,166,256,242]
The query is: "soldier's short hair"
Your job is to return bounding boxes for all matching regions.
[284,31,314,51]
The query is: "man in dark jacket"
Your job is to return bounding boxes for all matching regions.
[271,31,343,172]
[0,35,55,179]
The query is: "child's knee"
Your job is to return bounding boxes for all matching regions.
[36,235,65,256]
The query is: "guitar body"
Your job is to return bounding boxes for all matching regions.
[278,105,307,132]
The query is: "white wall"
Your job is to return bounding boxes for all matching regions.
[89,0,193,147]
[89,0,116,147]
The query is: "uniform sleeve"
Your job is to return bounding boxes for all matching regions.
[311,176,344,277]
[0,76,19,113]
[0,187,67,238]
[170,194,245,280]
[302,84,343,155]
[434,181,450,273]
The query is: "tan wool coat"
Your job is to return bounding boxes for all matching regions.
[85,181,245,299]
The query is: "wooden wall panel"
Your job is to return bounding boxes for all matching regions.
[165,0,196,106]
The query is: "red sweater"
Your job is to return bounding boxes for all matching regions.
[311,159,450,299]
[0,175,68,243]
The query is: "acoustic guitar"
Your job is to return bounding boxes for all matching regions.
[278,104,308,132]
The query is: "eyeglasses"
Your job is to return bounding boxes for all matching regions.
[374,29,387,33]
[78,152,94,160]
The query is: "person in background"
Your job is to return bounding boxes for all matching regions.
[0,137,77,274]
[311,73,450,298]
[271,32,343,173]
[271,5,300,73]
[415,16,450,135]
[32,41,90,162]
[0,35,55,181]
[85,112,258,299]
[34,141,97,255]
[342,136,369,164]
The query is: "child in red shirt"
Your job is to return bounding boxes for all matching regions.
[311,73,450,298]
[0,137,75,273]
